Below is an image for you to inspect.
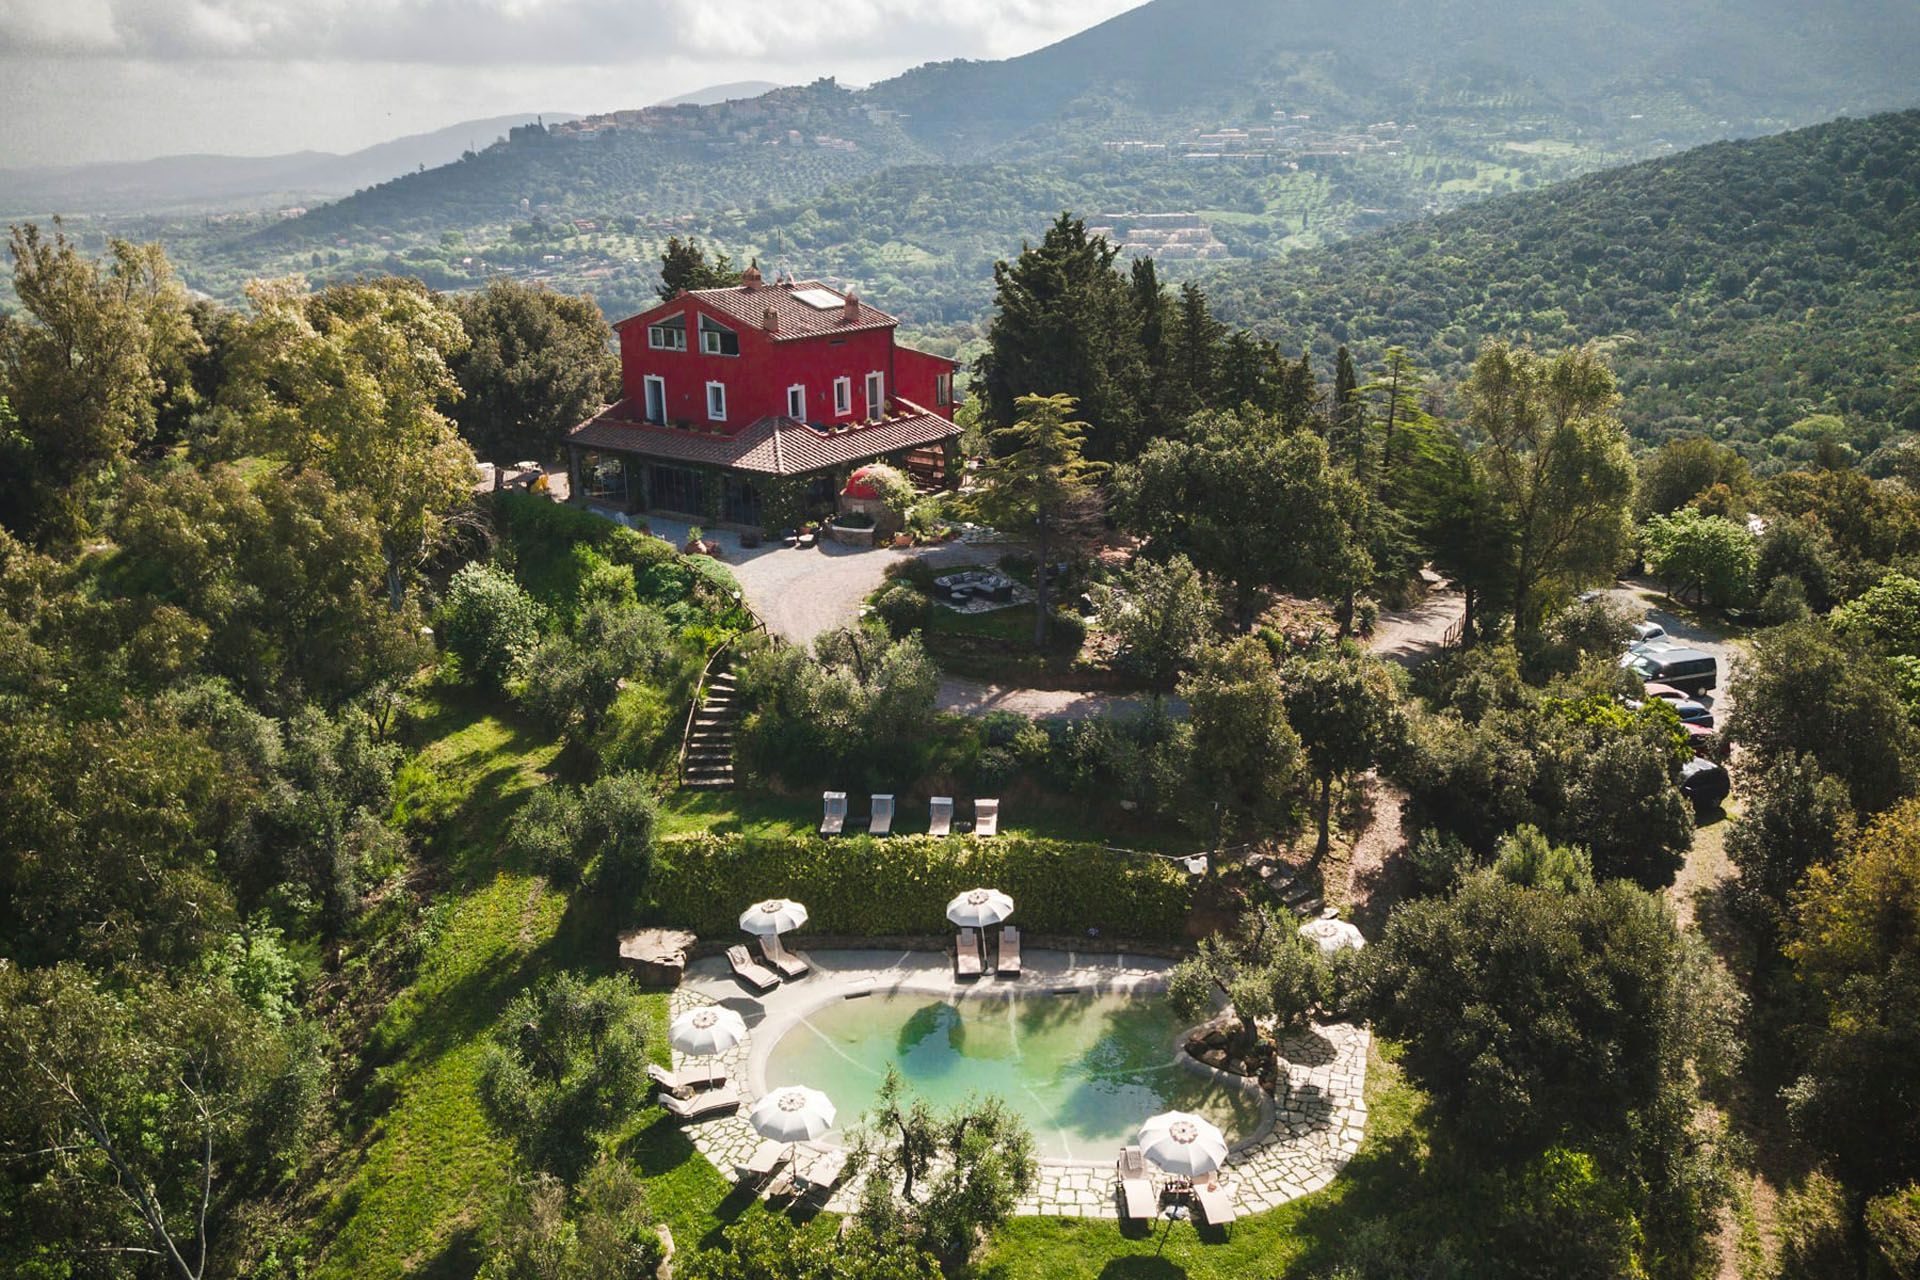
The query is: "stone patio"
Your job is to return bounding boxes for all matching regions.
[662,947,1370,1219]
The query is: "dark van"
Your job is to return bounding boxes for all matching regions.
[1621,646,1718,696]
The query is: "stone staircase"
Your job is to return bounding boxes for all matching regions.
[681,665,739,790]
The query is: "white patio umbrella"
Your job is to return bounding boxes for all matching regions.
[751,1085,837,1160]
[1299,908,1366,954]
[739,898,809,937]
[669,1004,747,1085]
[945,887,1015,929]
[1138,1111,1229,1180]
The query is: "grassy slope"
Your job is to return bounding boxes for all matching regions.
[311,690,1424,1276]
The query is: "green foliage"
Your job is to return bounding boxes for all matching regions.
[478,972,652,1181]
[975,393,1105,649]
[683,1214,939,1280]
[1491,824,1596,894]
[578,772,658,901]
[1634,437,1754,521]
[505,787,588,884]
[1462,342,1635,634]
[1283,647,1406,860]
[1831,571,1920,657]
[851,1067,1038,1264]
[1362,869,1739,1270]
[1787,797,1920,1196]
[1180,636,1305,838]
[1168,908,1337,1037]
[734,622,939,791]
[1726,752,1854,921]
[1114,407,1370,628]
[871,579,932,638]
[0,962,324,1279]
[519,601,677,750]
[1641,507,1757,607]
[1213,111,1920,444]
[1092,553,1217,684]
[478,1161,664,1280]
[1728,619,1918,815]
[450,279,618,476]
[0,224,202,542]
[439,561,546,687]
[1866,1183,1920,1280]
[655,236,742,300]
[1521,598,1637,684]
[647,832,1191,941]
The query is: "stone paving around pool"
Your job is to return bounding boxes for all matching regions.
[664,947,1370,1219]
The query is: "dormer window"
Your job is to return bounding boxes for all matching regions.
[699,314,739,356]
[647,313,686,351]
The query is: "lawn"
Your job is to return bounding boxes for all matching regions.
[975,1041,1432,1279]
[308,691,1423,1278]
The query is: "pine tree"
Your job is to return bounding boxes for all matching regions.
[655,237,740,300]
[977,394,1106,649]
[977,215,1147,461]
[1330,345,1365,469]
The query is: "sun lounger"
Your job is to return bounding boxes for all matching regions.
[974,798,999,837]
[662,1082,740,1119]
[869,794,895,837]
[742,1139,789,1181]
[797,1148,848,1198]
[758,932,809,979]
[650,1062,728,1096]
[955,926,984,978]
[728,944,780,992]
[1116,1146,1156,1221]
[1193,1182,1237,1230]
[928,796,954,837]
[997,925,1022,976]
[820,791,847,836]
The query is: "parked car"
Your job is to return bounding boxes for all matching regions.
[1680,757,1732,815]
[1638,683,1715,727]
[1632,621,1667,644]
[1620,646,1718,696]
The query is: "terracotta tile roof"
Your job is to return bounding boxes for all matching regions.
[567,399,958,476]
[616,280,897,343]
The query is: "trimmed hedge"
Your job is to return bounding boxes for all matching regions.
[647,832,1191,942]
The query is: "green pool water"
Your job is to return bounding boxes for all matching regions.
[762,990,1266,1162]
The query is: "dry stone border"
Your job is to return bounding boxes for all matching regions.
[665,985,1370,1219]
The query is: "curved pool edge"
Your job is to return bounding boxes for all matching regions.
[670,947,1371,1218]
[744,961,1277,1169]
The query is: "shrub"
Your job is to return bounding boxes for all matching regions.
[477,972,651,1179]
[884,558,939,592]
[505,787,587,883]
[851,463,917,512]
[870,581,931,637]
[437,562,544,687]
[648,833,1190,941]
[579,772,658,900]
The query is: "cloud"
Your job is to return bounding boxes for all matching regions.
[0,0,1140,65]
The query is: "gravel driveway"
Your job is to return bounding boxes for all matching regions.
[1601,583,1742,719]
[641,514,995,647]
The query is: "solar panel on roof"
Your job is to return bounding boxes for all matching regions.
[791,287,844,310]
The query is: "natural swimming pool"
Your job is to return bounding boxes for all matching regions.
[761,990,1267,1162]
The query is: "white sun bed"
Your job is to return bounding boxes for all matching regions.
[955,926,984,977]
[820,791,848,836]
[928,796,954,837]
[974,798,999,837]
[869,793,895,837]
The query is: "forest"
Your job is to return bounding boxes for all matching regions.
[1207,109,1920,447]
[3,185,1920,1280]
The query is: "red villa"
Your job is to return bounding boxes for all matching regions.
[566,268,961,531]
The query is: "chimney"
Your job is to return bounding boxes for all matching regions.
[741,263,762,289]
[763,304,778,332]
[842,291,860,324]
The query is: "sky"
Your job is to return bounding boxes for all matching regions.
[0,0,1143,169]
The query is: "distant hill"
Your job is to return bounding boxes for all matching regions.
[868,0,1920,153]
[1205,110,1920,447]
[654,81,784,108]
[0,113,578,216]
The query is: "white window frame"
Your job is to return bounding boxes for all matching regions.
[787,384,806,420]
[833,376,852,416]
[935,372,953,407]
[647,318,686,351]
[698,314,738,356]
[705,380,727,422]
[642,375,667,424]
[865,371,884,420]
